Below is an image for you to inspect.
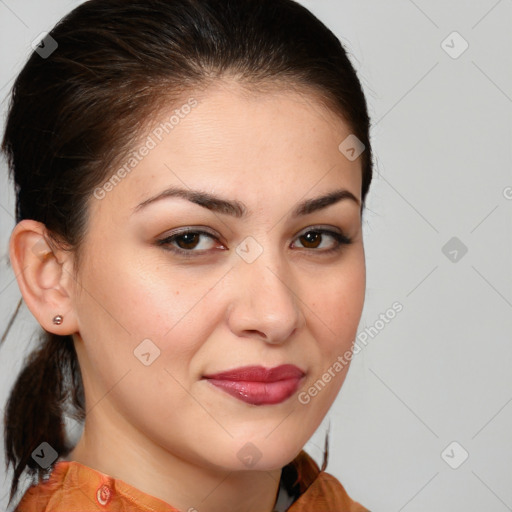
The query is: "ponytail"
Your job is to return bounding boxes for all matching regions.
[2,307,84,506]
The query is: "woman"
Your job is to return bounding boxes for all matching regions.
[2,0,373,510]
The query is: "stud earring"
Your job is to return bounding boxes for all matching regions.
[52,315,63,325]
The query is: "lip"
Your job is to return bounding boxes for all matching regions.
[202,364,305,406]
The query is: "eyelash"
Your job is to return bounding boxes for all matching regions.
[156,227,352,259]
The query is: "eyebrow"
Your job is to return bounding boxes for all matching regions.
[133,186,360,218]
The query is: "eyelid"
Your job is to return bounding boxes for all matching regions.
[295,224,343,238]
[157,227,224,248]
[158,226,221,241]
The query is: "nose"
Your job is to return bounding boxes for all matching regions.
[227,247,306,344]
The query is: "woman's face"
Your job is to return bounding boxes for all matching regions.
[71,80,366,472]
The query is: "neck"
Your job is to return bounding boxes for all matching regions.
[66,409,282,512]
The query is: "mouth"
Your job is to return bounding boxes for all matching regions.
[202,364,306,406]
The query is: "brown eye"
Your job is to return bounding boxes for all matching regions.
[175,232,201,250]
[292,228,352,253]
[299,231,322,249]
[157,229,222,257]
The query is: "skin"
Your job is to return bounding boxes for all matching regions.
[10,79,366,512]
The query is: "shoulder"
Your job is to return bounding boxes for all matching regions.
[286,450,370,512]
[14,460,177,512]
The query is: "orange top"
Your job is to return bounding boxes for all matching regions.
[15,450,369,512]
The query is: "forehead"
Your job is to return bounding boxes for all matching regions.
[88,81,362,221]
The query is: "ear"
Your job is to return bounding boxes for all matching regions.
[9,219,79,335]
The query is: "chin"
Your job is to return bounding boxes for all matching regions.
[222,433,307,472]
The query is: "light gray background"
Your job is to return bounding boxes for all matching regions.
[1,1,511,511]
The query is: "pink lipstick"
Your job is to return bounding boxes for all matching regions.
[203,364,305,405]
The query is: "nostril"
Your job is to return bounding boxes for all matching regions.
[245,329,267,339]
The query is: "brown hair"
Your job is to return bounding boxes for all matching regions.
[1,0,373,505]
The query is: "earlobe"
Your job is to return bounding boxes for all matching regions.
[9,219,79,335]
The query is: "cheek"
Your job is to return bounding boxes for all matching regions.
[76,247,183,337]
[72,252,208,423]
[306,252,366,350]
[74,247,225,376]
[294,250,365,413]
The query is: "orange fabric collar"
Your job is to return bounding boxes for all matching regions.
[15,450,368,511]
